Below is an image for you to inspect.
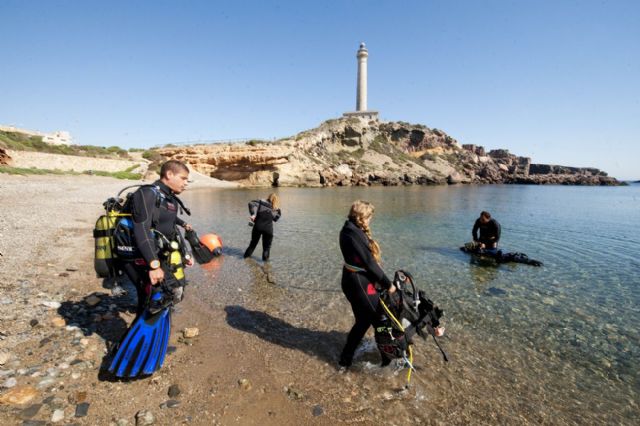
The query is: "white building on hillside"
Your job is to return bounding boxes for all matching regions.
[0,125,73,146]
[42,131,72,146]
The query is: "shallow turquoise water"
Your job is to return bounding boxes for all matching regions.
[181,184,640,424]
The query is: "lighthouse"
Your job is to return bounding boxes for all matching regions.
[344,43,379,120]
[356,42,368,111]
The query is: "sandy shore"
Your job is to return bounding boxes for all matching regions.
[0,175,330,425]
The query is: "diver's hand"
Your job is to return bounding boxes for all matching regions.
[479,243,486,249]
[434,326,445,337]
[184,256,194,267]
[183,223,193,231]
[388,284,396,294]
[149,268,165,285]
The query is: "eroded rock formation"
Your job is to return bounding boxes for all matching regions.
[0,147,12,166]
[156,117,620,187]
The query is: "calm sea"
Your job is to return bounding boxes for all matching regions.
[181,183,640,424]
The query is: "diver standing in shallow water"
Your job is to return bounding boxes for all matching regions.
[243,193,281,261]
[339,200,396,368]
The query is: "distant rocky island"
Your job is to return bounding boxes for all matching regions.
[158,117,620,187]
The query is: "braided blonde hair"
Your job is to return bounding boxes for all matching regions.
[348,200,382,263]
[267,193,280,210]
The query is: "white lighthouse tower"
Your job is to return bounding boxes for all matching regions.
[344,43,379,120]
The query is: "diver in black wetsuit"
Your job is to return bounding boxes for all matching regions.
[123,160,193,314]
[338,200,396,368]
[472,211,501,251]
[243,193,281,261]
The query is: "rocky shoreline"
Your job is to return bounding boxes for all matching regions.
[157,117,621,188]
[0,175,327,425]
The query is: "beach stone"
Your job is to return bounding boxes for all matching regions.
[41,301,61,309]
[0,385,38,405]
[85,294,101,306]
[58,272,70,277]
[37,377,54,388]
[66,267,78,272]
[182,327,199,338]
[312,405,324,416]
[20,403,42,419]
[51,409,65,423]
[51,317,66,327]
[167,384,181,398]
[160,399,181,409]
[22,421,46,426]
[285,387,304,400]
[135,409,155,425]
[46,396,66,410]
[238,379,251,390]
[30,319,39,327]
[0,351,11,365]
[75,402,90,417]
[3,377,17,388]
[68,390,87,404]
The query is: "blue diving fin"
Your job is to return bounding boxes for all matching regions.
[108,290,172,377]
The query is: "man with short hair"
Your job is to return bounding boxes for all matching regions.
[125,159,193,313]
[108,160,195,377]
[472,211,501,252]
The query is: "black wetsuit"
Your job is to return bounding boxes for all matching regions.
[124,180,188,314]
[472,218,501,247]
[339,219,392,366]
[243,199,281,261]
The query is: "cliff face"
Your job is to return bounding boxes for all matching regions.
[157,117,619,187]
[0,148,11,166]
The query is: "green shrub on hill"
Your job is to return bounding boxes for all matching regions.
[0,130,132,159]
[85,170,142,180]
[0,166,73,176]
[0,164,141,180]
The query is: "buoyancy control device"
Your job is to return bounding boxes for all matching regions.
[93,184,190,278]
[375,270,448,381]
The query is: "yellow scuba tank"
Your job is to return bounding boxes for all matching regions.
[169,244,185,281]
[93,206,130,278]
[93,212,119,278]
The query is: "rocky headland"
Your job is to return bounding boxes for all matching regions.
[156,117,620,188]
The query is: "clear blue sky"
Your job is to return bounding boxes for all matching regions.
[1,1,638,179]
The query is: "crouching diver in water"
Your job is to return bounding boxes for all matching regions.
[462,210,543,266]
[338,200,397,368]
[108,160,194,378]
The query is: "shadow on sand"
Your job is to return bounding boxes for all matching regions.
[224,305,345,365]
[56,276,163,382]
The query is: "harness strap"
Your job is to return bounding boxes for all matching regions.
[343,263,366,273]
